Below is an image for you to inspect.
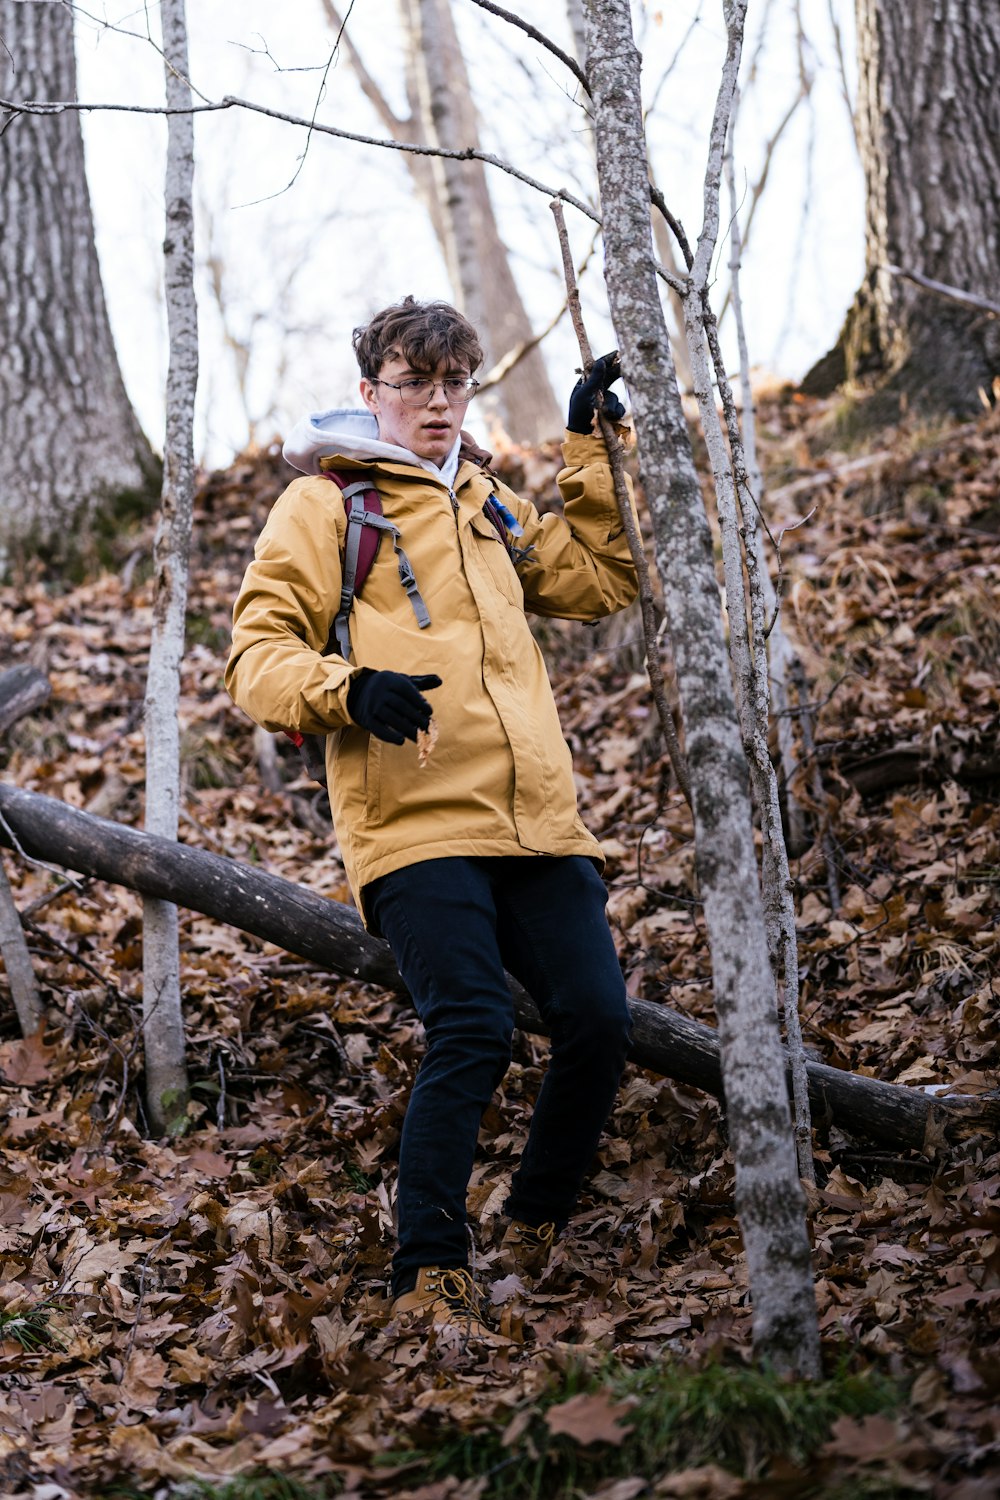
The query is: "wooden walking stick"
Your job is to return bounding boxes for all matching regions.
[550,199,691,805]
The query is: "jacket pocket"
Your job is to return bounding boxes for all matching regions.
[365,735,382,824]
[469,513,523,608]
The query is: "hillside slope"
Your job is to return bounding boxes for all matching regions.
[0,398,997,1497]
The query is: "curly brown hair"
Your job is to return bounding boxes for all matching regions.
[353,296,484,382]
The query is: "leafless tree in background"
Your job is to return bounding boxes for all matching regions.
[318,0,563,441]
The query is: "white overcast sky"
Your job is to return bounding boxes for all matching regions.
[71,0,863,468]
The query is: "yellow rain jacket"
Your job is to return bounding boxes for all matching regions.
[226,418,638,925]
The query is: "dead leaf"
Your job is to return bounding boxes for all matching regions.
[0,1033,59,1085]
[823,1412,910,1462]
[417,719,438,767]
[545,1390,635,1446]
[61,1231,140,1290]
[120,1350,169,1412]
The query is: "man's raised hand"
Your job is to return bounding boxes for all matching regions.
[567,351,626,434]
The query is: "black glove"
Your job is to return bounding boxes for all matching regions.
[567,351,626,433]
[346,669,442,745]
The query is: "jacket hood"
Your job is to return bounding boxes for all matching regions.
[283,408,462,488]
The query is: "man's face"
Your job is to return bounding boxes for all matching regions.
[360,354,472,465]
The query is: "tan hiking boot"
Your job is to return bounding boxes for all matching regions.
[391,1266,512,1346]
[498,1219,556,1277]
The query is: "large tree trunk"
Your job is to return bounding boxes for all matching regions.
[0,0,157,568]
[141,0,198,1137]
[2,781,990,1153]
[817,0,1000,412]
[582,0,819,1380]
[409,0,564,441]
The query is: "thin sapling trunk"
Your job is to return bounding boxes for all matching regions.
[676,14,814,1183]
[141,0,198,1136]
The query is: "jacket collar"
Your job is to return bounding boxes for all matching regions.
[283,407,465,487]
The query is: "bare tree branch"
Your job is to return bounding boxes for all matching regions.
[720,89,813,1183]
[714,78,809,324]
[271,4,352,200]
[0,90,602,224]
[643,7,702,121]
[824,0,859,151]
[477,224,601,391]
[464,0,588,93]
[884,262,1000,318]
[316,0,408,136]
[64,0,213,105]
[650,183,693,270]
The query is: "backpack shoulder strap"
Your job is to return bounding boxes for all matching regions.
[319,468,430,658]
[282,469,391,777]
[321,470,386,659]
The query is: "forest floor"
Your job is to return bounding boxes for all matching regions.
[0,391,998,1500]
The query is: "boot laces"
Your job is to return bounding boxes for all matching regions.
[428,1267,487,1317]
[514,1220,555,1249]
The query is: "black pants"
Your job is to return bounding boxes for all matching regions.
[368,855,633,1298]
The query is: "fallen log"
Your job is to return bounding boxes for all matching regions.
[821,735,1000,797]
[0,665,52,736]
[0,781,993,1154]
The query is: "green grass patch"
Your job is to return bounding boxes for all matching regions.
[376,1353,899,1498]
[344,1162,380,1192]
[0,1300,68,1353]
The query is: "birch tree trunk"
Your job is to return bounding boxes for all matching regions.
[721,119,816,1163]
[676,29,813,1184]
[0,0,156,569]
[813,0,1000,412]
[582,0,819,1378]
[141,0,198,1136]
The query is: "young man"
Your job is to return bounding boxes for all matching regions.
[226,297,638,1341]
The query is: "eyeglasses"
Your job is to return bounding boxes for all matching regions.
[373,376,480,407]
